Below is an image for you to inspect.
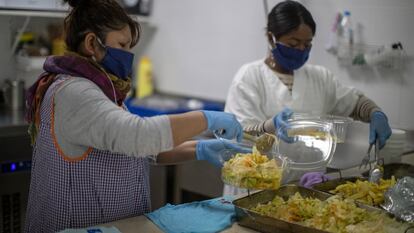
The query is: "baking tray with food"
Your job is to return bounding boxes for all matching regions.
[312,163,414,206]
[233,185,413,233]
[312,176,395,206]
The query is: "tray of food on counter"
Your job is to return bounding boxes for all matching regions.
[312,176,395,206]
[313,163,414,206]
[233,184,413,233]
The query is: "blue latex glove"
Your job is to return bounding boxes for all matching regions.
[370,111,392,149]
[299,172,332,188]
[273,108,294,143]
[201,110,243,142]
[196,139,252,168]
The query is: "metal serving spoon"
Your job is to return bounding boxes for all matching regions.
[368,140,384,184]
[243,132,276,154]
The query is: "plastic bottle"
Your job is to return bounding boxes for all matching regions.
[337,11,354,64]
[135,56,154,99]
[52,38,66,55]
[325,12,342,54]
[340,11,354,46]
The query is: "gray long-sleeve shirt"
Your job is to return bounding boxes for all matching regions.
[53,77,173,159]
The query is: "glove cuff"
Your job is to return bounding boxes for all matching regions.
[264,118,276,133]
[199,111,211,130]
[371,111,388,121]
[195,141,205,161]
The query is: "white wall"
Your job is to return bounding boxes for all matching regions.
[0,1,412,129]
[300,0,414,130]
[144,0,414,130]
[142,0,269,101]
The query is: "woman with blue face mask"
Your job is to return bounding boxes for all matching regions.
[223,0,391,195]
[24,0,246,232]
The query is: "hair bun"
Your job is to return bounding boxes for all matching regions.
[64,0,83,8]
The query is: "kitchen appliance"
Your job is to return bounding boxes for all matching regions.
[0,126,32,233]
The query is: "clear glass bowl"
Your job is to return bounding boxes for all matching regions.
[289,113,352,143]
[218,140,287,190]
[276,119,337,170]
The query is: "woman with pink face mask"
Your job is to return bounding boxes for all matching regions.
[223,0,392,195]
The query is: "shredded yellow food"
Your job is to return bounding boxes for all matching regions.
[330,177,396,206]
[221,147,283,190]
[252,192,411,233]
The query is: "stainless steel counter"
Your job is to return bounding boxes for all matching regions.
[0,108,31,161]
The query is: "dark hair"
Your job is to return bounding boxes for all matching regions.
[267,0,316,39]
[63,0,141,52]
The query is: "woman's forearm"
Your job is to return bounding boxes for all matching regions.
[349,95,382,122]
[156,140,197,165]
[168,111,207,147]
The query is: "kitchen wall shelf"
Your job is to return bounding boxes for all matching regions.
[0,8,151,23]
[1,8,151,57]
[0,9,66,18]
[331,42,405,69]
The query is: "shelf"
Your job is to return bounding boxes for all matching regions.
[16,55,46,72]
[330,42,405,69]
[0,9,67,18]
[1,8,153,56]
[0,8,152,24]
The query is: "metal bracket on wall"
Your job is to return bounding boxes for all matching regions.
[263,0,269,18]
[10,16,31,59]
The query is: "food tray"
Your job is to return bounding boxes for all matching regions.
[312,176,366,193]
[233,185,381,233]
[314,163,414,195]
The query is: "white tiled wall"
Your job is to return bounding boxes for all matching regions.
[142,0,269,101]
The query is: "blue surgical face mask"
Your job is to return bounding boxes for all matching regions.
[96,38,134,80]
[270,35,311,71]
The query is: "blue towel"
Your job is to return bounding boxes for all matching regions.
[145,196,236,233]
[58,226,121,233]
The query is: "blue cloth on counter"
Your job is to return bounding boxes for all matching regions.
[58,226,121,233]
[145,196,236,233]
